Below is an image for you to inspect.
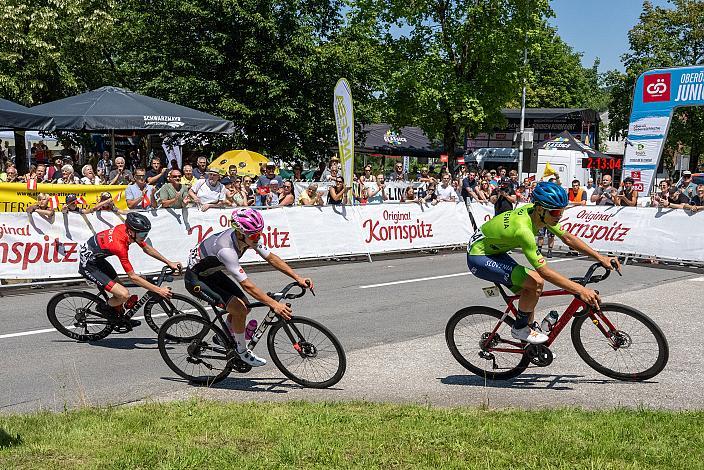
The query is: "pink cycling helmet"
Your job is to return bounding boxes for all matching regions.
[230,208,264,235]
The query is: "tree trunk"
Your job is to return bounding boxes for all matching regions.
[13,131,28,174]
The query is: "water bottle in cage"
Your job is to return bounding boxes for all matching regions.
[245,319,258,340]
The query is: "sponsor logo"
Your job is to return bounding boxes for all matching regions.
[362,217,433,244]
[643,73,671,102]
[143,115,185,128]
[383,130,408,146]
[633,182,644,192]
[559,210,632,245]
[0,234,78,270]
[631,171,641,180]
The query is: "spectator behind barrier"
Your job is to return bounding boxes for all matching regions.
[299,183,323,206]
[159,169,191,209]
[146,156,168,189]
[616,177,639,207]
[81,164,102,185]
[55,164,80,184]
[387,162,408,182]
[26,193,55,218]
[108,156,133,185]
[651,180,688,208]
[367,174,387,204]
[328,177,348,205]
[568,179,587,206]
[591,174,616,206]
[190,168,228,211]
[126,168,157,209]
[256,161,283,206]
[231,177,249,206]
[489,176,515,215]
[193,156,208,179]
[678,170,697,199]
[278,180,295,206]
[685,184,704,212]
[180,164,196,188]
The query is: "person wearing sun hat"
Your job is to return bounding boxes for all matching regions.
[188,167,228,211]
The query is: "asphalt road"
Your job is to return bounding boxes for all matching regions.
[1,250,702,413]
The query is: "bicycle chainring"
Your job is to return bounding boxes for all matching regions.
[525,344,553,367]
[479,332,500,350]
[223,349,252,373]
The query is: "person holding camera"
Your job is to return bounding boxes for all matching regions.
[651,180,688,209]
[615,177,639,207]
[590,174,617,206]
[490,176,517,215]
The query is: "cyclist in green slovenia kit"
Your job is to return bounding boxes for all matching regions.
[467,181,621,344]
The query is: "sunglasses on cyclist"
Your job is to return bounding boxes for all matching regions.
[135,230,149,241]
[546,208,564,217]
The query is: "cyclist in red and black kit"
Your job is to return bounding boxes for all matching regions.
[79,212,181,327]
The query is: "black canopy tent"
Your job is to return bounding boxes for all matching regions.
[536,130,612,159]
[1,98,56,172]
[31,86,236,162]
[356,124,448,158]
[31,86,234,133]
[0,98,55,131]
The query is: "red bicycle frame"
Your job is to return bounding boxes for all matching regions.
[482,284,619,353]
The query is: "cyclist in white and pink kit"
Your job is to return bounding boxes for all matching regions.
[185,208,313,367]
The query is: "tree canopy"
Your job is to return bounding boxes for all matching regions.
[0,0,617,164]
[607,0,704,172]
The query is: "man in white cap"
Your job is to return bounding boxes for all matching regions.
[255,161,283,206]
[678,170,697,200]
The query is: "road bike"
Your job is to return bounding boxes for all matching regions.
[47,266,209,341]
[157,282,347,389]
[446,261,669,381]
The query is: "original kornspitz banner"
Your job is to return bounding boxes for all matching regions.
[333,78,354,187]
[0,183,128,212]
[0,203,471,279]
[467,203,704,261]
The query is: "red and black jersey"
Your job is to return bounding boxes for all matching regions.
[87,224,146,273]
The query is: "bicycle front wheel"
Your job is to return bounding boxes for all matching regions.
[571,303,669,381]
[267,316,346,389]
[47,291,114,341]
[144,293,210,334]
[158,314,232,386]
[446,306,530,380]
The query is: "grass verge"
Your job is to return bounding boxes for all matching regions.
[0,400,702,469]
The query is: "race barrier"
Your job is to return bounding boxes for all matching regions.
[0,202,473,279]
[468,202,704,262]
[0,182,128,212]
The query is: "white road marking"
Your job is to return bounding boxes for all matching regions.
[689,277,704,282]
[359,256,585,289]
[0,308,207,340]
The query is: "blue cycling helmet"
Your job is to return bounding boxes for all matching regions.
[531,181,568,209]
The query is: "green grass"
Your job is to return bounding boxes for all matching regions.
[0,401,702,469]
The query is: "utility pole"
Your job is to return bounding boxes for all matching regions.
[518,44,527,181]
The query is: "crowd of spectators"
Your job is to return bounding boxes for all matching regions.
[2,146,703,213]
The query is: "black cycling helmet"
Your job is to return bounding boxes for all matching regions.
[531,181,568,209]
[125,212,151,233]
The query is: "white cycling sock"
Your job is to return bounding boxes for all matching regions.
[233,332,247,352]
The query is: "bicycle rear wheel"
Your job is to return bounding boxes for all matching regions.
[267,316,346,389]
[571,303,669,381]
[158,314,232,386]
[144,293,210,334]
[446,306,530,380]
[47,291,114,341]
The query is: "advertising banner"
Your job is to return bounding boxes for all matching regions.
[0,203,471,279]
[0,183,128,212]
[333,78,354,187]
[624,66,704,193]
[468,203,704,261]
